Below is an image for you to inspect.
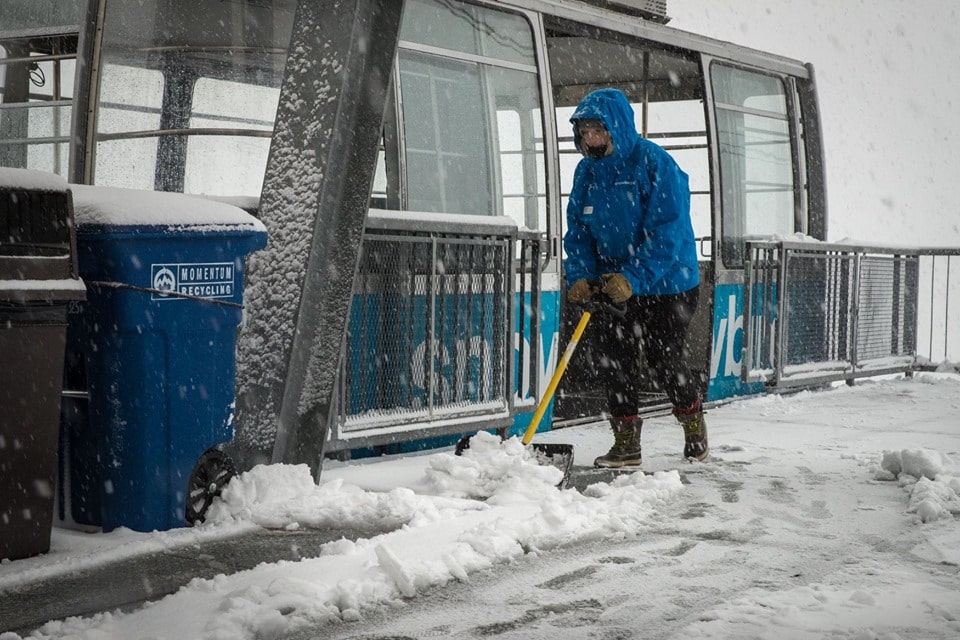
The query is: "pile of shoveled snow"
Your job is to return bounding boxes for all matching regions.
[16,433,683,640]
[875,448,960,523]
[206,432,684,541]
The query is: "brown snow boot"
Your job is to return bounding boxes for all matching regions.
[593,415,642,468]
[674,400,709,461]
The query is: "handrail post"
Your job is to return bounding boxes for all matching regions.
[773,243,788,386]
[850,251,862,372]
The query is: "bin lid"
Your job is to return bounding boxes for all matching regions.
[71,185,267,233]
[0,167,68,193]
[1,168,83,300]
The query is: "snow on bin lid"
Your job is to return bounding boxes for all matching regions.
[71,184,267,232]
[0,167,69,192]
[0,276,86,297]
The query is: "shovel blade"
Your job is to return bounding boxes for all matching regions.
[530,443,575,489]
[454,433,473,456]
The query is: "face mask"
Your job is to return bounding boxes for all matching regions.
[586,144,608,159]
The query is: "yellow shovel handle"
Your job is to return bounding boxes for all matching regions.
[521,310,592,445]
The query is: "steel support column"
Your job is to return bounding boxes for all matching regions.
[234,0,403,478]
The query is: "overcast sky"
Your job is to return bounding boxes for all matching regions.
[670,0,960,247]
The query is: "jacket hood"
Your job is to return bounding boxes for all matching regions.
[570,89,639,160]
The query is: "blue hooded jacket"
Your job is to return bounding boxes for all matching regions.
[564,88,699,297]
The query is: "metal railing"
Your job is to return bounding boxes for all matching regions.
[325,213,542,452]
[743,240,959,389]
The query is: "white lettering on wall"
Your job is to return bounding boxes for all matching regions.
[711,294,744,379]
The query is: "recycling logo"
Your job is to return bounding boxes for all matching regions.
[153,267,177,296]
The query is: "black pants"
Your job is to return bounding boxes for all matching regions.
[584,286,700,417]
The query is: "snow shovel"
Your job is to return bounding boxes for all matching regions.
[455,309,592,488]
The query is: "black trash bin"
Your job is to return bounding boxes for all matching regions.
[0,168,85,561]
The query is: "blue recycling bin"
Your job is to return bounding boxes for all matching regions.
[63,192,266,532]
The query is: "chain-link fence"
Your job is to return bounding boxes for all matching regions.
[325,218,542,452]
[743,241,958,388]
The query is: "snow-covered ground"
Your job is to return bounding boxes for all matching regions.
[2,373,958,639]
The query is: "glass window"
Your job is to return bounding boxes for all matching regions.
[400,52,492,215]
[557,99,710,256]
[94,65,163,190]
[92,0,294,193]
[712,63,795,267]
[400,0,536,66]
[183,78,278,197]
[642,99,711,255]
[0,39,76,176]
[0,0,83,32]
[370,144,389,207]
[0,0,88,175]
[396,0,545,230]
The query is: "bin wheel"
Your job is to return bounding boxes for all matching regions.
[185,449,236,526]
